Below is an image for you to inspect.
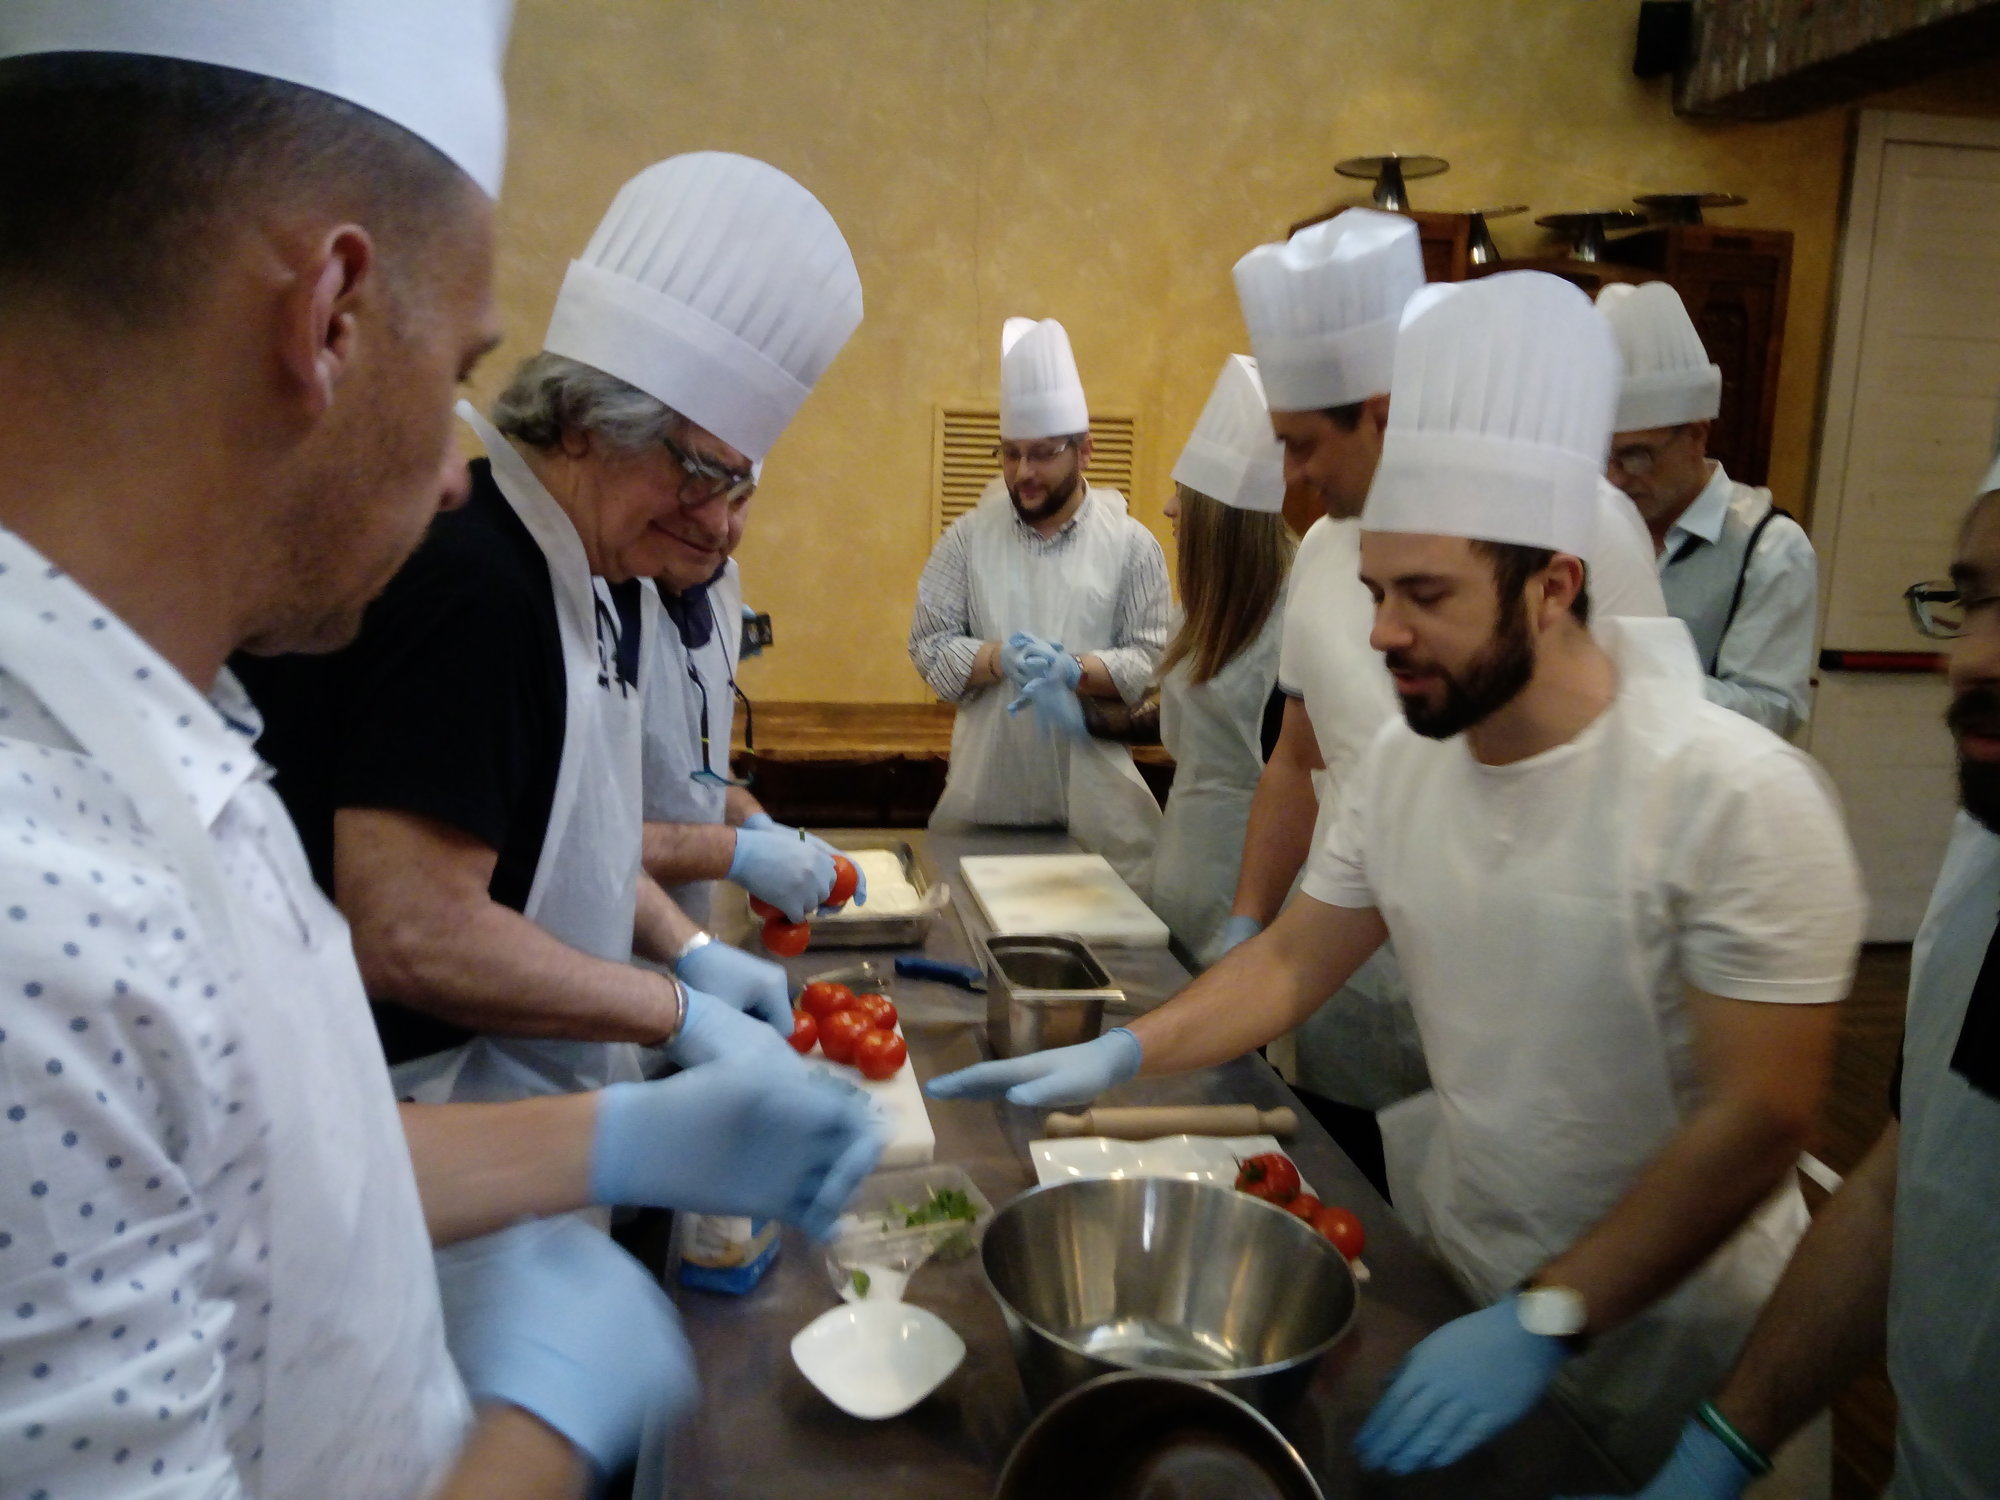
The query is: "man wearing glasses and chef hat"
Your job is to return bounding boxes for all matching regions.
[931,271,1863,1490]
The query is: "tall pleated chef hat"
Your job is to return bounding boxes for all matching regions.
[543,152,864,464]
[999,317,1090,441]
[0,0,512,198]
[1171,355,1284,513]
[1596,281,1722,433]
[1362,271,1617,561]
[1232,209,1424,413]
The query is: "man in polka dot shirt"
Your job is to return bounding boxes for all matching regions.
[0,6,883,1499]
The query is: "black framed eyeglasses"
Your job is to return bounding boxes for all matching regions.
[688,661,755,789]
[663,432,757,508]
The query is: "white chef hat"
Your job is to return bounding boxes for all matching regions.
[1596,281,1722,433]
[1362,271,1617,561]
[1982,446,2000,498]
[542,152,864,464]
[1171,355,1284,513]
[999,317,1090,441]
[0,0,512,198]
[1232,209,1424,413]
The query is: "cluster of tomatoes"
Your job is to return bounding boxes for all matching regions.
[1233,1152,1366,1262]
[752,855,861,957]
[791,979,908,1081]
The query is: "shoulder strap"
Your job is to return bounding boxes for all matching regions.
[1710,504,1790,675]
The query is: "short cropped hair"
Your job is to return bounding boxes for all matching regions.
[1470,539,1591,625]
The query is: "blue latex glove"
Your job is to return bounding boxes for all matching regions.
[1217,914,1263,955]
[664,986,797,1067]
[925,1027,1142,1108]
[591,1054,885,1239]
[1559,1418,1756,1500]
[438,1216,696,1476]
[1007,671,1088,739]
[1000,631,1066,689]
[740,812,866,910]
[672,938,791,1032]
[727,824,834,922]
[1356,1295,1572,1474]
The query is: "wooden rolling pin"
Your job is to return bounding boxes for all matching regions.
[1042,1105,1298,1140]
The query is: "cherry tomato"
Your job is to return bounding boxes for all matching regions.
[854,1028,908,1081]
[826,855,860,909]
[1285,1192,1322,1224]
[850,992,898,1031]
[748,895,784,922]
[1234,1152,1301,1205]
[799,981,856,1021]
[761,916,810,957]
[787,1009,818,1054]
[819,1008,872,1066]
[1313,1205,1366,1261]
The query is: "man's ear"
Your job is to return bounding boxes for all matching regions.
[1541,553,1587,625]
[1361,393,1391,437]
[277,223,376,417]
[1076,432,1096,466]
[1685,418,1712,458]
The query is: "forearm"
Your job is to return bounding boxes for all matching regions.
[640,819,738,887]
[1232,718,1323,923]
[399,1094,596,1245]
[631,873,702,965]
[1129,895,1385,1073]
[910,631,990,699]
[1080,687,1161,744]
[722,786,764,825]
[1085,645,1158,703]
[433,1405,589,1500]
[1713,1122,1898,1453]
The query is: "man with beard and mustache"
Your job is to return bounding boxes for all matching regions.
[929,273,1864,1489]
[910,316,1170,891]
[1557,456,2000,1500]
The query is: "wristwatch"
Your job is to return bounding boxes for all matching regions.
[671,930,714,967]
[1515,1283,1590,1351]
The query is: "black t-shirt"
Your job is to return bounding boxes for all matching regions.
[234,459,568,1063]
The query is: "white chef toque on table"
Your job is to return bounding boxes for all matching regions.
[1171,355,1285,513]
[543,152,865,464]
[1232,208,1425,414]
[1596,281,1723,433]
[1362,271,1618,561]
[999,317,1091,442]
[0,0,513,198]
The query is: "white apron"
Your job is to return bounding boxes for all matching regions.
[0,581,469,1496]
[1149,602,1283,966]
[394,403,653,1103]
[930,483,1161,894]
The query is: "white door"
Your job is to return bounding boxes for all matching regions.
[1809,112,2000,941]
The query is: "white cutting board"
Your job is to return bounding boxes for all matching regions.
[800,1031,935,1169]
[959,853,1170,948]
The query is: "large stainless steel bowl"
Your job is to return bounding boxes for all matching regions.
[981,1177,1357,1413]
[993,1371,1325,1500]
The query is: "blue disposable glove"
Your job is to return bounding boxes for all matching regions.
[672,938,791,1032]
[925,1027,1142,1108]
[1001,631,1066,689]
[437,1216,696,1476]
[1560,1417,1757,1500]
[1217,915,1263,955]
[727,824,834,922]
[591,1054,885,1239]
[1007,671,1088,739]
[739,812,866,910]
[664,986,797,1067]
[1355,1295,1572,1474]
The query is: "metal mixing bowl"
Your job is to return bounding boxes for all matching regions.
[981,1178,1357,1413]
[993,1371,1325,1500]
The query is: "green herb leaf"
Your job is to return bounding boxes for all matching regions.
[850,1268,871,1298]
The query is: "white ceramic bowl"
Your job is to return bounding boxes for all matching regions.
[789,1301,967,1420]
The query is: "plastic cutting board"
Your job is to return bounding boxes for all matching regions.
[958,853,1170,948]
[801,1032,935,1168]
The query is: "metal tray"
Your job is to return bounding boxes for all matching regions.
[984,933,1125,1058]
[807,838,948,950]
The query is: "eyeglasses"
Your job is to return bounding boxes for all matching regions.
[663,432,757,508]
[688,659,755,789]
[991,438,1078,468]
[1907,580,1982,639]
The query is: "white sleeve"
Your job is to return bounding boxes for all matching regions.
[1299,734,1386,911]
[1675,743,1866,1004]
[1589,480,1668,620]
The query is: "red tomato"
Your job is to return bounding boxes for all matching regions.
[799,982,856,1021]
[854,1028,907,1081]
[826,855,860,909]
[748,896,783,921]
[1285,1192,1322,1223]
[819,1008,872,1066]
[787,1009,818,1054]
[1234,1152,1301,1205]
[761,916,810,957]
[1313,1205,1366,1261]
[850,992,898,1031]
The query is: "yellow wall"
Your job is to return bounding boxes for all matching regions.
[476,0,2000,704]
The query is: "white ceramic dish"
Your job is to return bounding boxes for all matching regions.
[790,1301,967,1420]
[1027,1134,1316,1198]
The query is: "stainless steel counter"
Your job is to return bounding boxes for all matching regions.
[660,827,1620,1498]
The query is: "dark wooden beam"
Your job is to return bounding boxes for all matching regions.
[1679,0,2000,118]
